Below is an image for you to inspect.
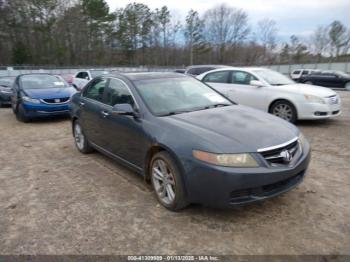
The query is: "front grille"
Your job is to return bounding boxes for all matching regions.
[229,172,304,202]
[260,140,300,167]
[42,97,69,104]
[327,95,339,105]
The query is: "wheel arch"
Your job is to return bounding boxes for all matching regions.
[71,116,78,136]
[268,98,298,118]
[143,144,185,183]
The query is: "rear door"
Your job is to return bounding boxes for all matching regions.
[79,77,108,146]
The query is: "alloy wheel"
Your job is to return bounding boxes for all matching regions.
[74,123,85,150]
[151,159,176,205]
[272,104,293,121]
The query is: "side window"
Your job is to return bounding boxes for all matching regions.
[231,71,257,85]
[203,71,229,83]
[105,78,135,107]
[302,70,308,75]
[187,68,196,75]
[84,78,107,102]
[293,70,300,74]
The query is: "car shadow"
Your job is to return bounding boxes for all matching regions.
[28,115,71,124]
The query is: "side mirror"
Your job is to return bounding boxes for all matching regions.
[112,103,137,117]
[85,76,89,80]
[250,80,265,87]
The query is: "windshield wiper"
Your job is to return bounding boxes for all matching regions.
[271,83,286,86]
[159,110,192,116]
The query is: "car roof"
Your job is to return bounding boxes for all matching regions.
[186,64,228,69]
[198,67,268,74]
[107,72,188,81]
[17,73,57,77]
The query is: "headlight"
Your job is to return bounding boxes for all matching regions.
[193,150,259,167]
[22,96,40,104]
[304,94,325,104]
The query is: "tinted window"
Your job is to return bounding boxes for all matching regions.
[84,78,106,102]
[231,71,257,85]
[302,70,309,75]
[293,70,300,74]
[203,71,229,83]
[186,68,198,75]
[76,72,88,79]
[197,67,214,75]
[105,78,135,106]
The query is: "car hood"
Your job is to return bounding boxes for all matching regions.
[24,87,76,99]
[280,83,337,97]
[162,105,299,153]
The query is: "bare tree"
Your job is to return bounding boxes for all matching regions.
[310,26,329,61]
[329,20,349,58]
[257,18,278,63]
[203,3,250,63]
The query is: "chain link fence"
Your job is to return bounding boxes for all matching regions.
[1,62,350,77]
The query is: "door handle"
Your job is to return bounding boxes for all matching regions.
[101,110,110,117]
[79,101,85,107]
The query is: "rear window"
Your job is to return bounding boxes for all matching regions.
[293,70,301,74]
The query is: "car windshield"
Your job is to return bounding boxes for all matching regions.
[0,76,15,87]
[90,70,109,78]
[135,77,233,116]
[253,69,295,86]
[20,74,69,89]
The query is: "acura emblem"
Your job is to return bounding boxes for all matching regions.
[280,150,292,162]
[54,98,60,103]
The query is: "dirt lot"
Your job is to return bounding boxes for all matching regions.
[0,92,349,255]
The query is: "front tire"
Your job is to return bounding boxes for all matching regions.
[16,104,30,122]
[150,151,188,211]
[270,100,297,123]
[73,120,94,154]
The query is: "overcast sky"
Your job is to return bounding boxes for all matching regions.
[106,0,350,41]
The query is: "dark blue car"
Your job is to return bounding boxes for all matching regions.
[70,72,311,211]
[11,74,76,122]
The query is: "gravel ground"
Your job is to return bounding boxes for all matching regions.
[0,92,349,255]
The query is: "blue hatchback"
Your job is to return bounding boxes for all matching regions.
[11,74,76,122]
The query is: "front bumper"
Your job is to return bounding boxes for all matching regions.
[297,101,341,120]
[182,143,311,208]
[22,102,71,117]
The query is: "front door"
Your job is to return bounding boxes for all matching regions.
[102,78,148,168]
[228,70,268,110]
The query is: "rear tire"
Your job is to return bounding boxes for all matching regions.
[73,120,94,154]
[150,151,188,211]
[270,100,297,124]
[16,104,30,122]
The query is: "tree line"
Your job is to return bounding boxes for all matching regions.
[0,0,349,67]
